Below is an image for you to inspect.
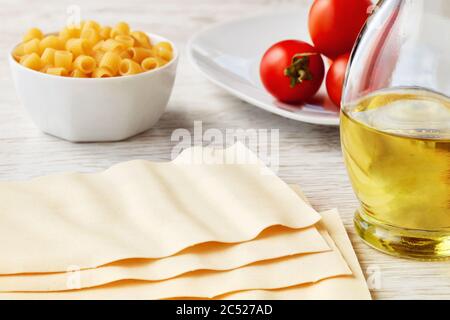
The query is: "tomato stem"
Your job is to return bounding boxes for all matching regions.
[284,53,317,88]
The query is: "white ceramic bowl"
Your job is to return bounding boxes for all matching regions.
[9,33,178,142]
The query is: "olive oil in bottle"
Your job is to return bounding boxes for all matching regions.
[341,88,450,259]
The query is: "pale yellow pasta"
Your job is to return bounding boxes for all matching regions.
[40,65,51,73]
[155,41,172,52]
[141,57,159,71]
[119,59,143,76]
[46,67,68,76]
[110,21,130,37]
[130,31,151,48]
[120,50,132,59]
[99,26,112,40]
[23,39,41,55]
[20,53,42,71]
[41,47,56,65]
[127,47,152,63]
[16,20,173,77]
[54,50,73,70]
[80,28,100,47]
[93,50,105,65]
[156,56,168,67]
[39,35,64,51]
[82,20,101,33]
[19,55,28,64]
[65,38,89,57]
[59,26,81,42]
[73,55,96,73]
[102,39,126,52]
[99,51,121,75]
[92,67,113,78]
[114,35,134,48]
[153,42,173,61]
[23,28,43,42]
[92,40,104,52]
[70,69,88,78]
[12,44,25,61]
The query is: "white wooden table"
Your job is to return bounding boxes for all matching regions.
[1,0,449,300]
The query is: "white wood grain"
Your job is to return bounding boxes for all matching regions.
[0,0,449,300]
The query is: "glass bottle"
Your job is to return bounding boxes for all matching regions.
[341,0,450,260]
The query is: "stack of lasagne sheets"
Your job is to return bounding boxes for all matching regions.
[0,144,370,300]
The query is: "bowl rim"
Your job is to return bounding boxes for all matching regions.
[9,31,178,81]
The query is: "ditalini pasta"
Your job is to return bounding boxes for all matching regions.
[23,39,41,55]
[65,38,89,57]
[119,59,143,76]
[92,67,114,78]
[39,35,63,51]
[46,67,68,76]
[70,69,88,78]
[115,35,135,48]
[73,55,96,74]
[22,27,43,42]
[141,57,159,71]
[13,21,174,78]
[99,51,121,75]
[131,31,152,48]
[41,48,56,65]
[20,53,42,71]
[54,50,73,70]
[127,47,153,63]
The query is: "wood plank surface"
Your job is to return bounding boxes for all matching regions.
[0,0,449,300]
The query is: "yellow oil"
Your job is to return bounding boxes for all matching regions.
[341,88,450,259]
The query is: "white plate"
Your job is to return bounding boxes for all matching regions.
[187,7,340,126]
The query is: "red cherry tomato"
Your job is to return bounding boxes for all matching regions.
[326,53,350,107]
[260,40,325,104]
[308,0,371,59]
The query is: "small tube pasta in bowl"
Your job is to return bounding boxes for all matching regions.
[20,53,42,71]
[70,69,88,78]
[99,51,121,76]
[23,39,41,55]
[12,21,175,78]
[119,59,143,76]
[110,21,130,38]
[39,35,64,51]
[9,21,178,141]
[141,57,159,71]
[46,67,68,77]
[127,47,153,63]
[54,50,73,70]
[41,48,56,66]
[73,55,96,74]
[114,35,135,49]
[65,38,90,57]
[22,27,43,42]
[92,67,114,78]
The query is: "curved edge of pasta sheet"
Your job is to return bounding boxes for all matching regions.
[0,143,320,274]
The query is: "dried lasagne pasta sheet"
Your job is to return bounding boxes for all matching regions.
[0,226,330,292]
[0,144,320,274]
[219,206,372,299]
[0,184,361,300]
[0,228,351,299]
